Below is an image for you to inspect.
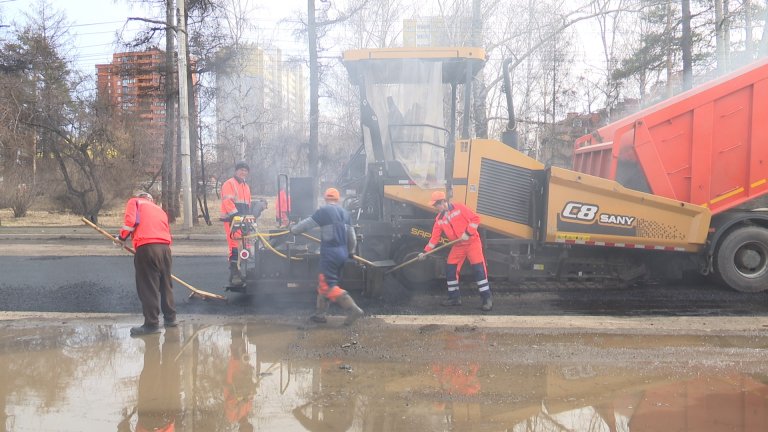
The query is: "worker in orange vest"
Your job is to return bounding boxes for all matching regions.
[277,185,291,227]
[116,191,177,336]
[220,161,253,286]
[419,190,493,311]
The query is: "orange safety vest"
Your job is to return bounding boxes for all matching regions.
[425,203,480,251]
[277,189,291,223]
[220,177,251,222]
[118,197,172,248]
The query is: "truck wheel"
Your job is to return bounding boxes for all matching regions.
[392,240,439,291]
[715,226,768,293]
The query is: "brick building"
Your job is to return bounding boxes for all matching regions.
[96,48,173,174]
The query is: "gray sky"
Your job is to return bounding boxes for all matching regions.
[0,0,307,73]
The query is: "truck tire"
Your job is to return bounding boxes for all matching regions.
[715,226,768,293]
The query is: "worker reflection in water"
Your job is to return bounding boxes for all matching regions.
[290,188,364,325]
[116,191,177,336]
[292,360,355,432]
[220,161,253,286]
[419,190,493,311]
[117,332,182,432]
[224,325,256,432]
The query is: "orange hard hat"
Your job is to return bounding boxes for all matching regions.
[324,187,340,201]
[428,190,446,206]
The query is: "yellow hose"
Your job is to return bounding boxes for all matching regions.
[242,229,290,239]
[251,229,303,261]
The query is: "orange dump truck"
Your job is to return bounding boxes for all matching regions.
[573,58,768,292]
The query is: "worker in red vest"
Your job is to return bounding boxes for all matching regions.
[419,190,493,311]
[116,191,177,336]
[220,161,253,286]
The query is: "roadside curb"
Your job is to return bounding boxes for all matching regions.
[0,227,226,242]
[0,233,224,241]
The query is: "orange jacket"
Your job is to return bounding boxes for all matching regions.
[425,203,480,251]
[118,197,172,248]
[220,177,251,222]
[277,189,291,222]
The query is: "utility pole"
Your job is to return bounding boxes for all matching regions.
[307,0,319,205]
[177,0,193,229]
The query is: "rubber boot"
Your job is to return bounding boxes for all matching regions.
[441,290,462,306]
[310,295,329,323]
[480,291,493,312]
[337,293,364,326]
[229,262,244,286]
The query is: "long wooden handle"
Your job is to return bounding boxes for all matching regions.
[299,232,377,267]
[81,217,138,254]
[386,238,463,274]
[81,217,226,300]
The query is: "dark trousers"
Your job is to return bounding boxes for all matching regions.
[134,243,175,327]
[137,333,181,430]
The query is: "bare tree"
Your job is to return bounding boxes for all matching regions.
[760,0,768,56]
[681,0,693,89]
[0,1,140,221]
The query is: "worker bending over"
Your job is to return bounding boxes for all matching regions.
[116,191,177,336]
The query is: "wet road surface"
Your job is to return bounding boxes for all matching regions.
[2,254,768,317]
[2,314,768,431]
[3,244,768,431]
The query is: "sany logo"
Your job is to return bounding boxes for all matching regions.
[561,202,598,222]
[560,202,636,227]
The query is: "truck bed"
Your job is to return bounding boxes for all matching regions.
[573,59,768,215]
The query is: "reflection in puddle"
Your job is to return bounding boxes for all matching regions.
[1,321,768,431]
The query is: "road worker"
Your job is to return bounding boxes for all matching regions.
[290,187,364,325]
[419,190,493,311]
[220,161,253,286]
[277,184,291,227]
[116,191,177,336]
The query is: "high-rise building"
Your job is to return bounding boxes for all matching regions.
[215,45,306,164]
[96,48,175,174]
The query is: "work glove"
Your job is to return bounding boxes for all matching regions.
[417,252,426,261]
[460,232,470,241]
[113,235,125,248]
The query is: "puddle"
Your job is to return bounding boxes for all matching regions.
[1,320,768,431]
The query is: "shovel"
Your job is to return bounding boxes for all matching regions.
[81,217,227,301]
[299,233,396,296]
[385,238,463,274]
[299,233,396,269]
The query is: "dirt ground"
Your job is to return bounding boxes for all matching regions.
[0,195,282,232]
